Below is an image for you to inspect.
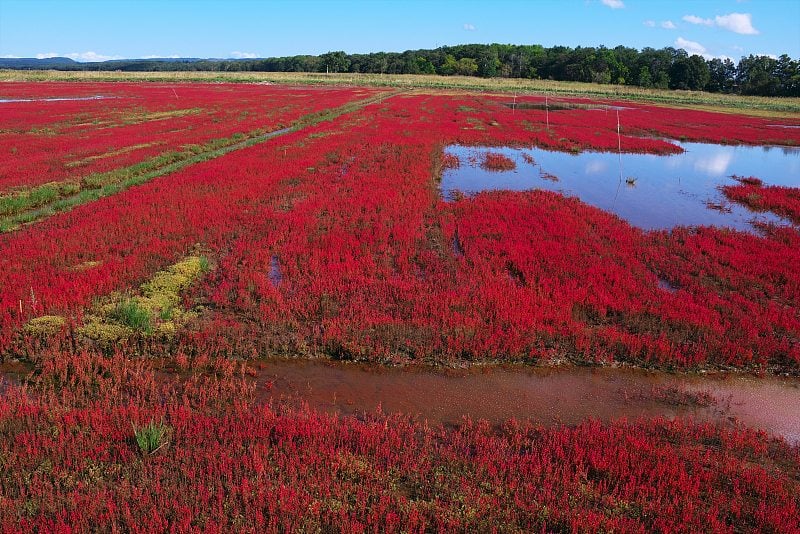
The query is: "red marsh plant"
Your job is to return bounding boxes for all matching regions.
[0,349,797,532]
[480,151,516,171]
[722,178,800,225]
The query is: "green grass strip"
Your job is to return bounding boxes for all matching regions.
[0,135,266,232]
[0,91,395,233]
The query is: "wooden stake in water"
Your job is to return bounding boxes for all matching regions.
[545,95,550,132]
[616,110,623,182]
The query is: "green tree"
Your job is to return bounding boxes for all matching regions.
[669,54,710,90]
[439,54,458,75]
[637,66,653,88]
[477,49,499,77]
[775,54,800,96]
[456,57,478,76]
[416,56,436,74]
[319,51,350,73]
[737,55,780,95]
[706,58,736,93]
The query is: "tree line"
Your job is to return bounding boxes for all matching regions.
[24,44,800,97]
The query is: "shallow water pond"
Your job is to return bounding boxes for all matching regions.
[441,142,800,231]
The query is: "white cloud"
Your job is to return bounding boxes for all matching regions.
[601,0,624,8]
[693,151,733,176]
[1,54,21,58]
[463,23,476,31]
[645,20,676,30]
[35,52,60,59]
[674,38,732,61]
[584,160,608,175]
[231,51,258,59]
[675,37,707,56]
[715,13,758,35]
[683,12,758,35]
[683,15,713,26]
[142,54,181,59]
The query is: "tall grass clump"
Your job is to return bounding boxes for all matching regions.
[132,419,170,454]
[112,298,152,333]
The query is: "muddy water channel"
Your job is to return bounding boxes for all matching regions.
[2,359,798,443]
[442,142,800,231]
[252,359,800,445]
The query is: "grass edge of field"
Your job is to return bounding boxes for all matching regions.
[3,69,800,118]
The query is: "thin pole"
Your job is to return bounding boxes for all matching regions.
[617,110,623,182]
[545,95,549,132]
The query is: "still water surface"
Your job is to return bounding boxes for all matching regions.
[252,359,800,445]
[441,142,800,231]
[0,95,112,103]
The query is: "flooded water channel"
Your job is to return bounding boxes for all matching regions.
[250,359,800,445]
[2,358,798,444]
[441,142,800,231]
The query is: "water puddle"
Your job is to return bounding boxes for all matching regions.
[657,277,679,293]
[0,361,31,394]
[451,229,464,257]
[0,95,113,103]
[441,143,800,231]
[503,102,634,112]
[262,127,292,139]
[269,255,283,287]
[252,359,800,444]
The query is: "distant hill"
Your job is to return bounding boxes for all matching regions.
[0,57,77,69]
[0,57,210,70]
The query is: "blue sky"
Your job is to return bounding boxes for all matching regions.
[1,0,798,62]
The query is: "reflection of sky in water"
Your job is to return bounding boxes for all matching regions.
[0,96,112,103]
[441,142,800,231]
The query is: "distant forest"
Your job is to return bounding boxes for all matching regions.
[3,44,798,97]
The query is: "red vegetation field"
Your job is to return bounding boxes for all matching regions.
[1,87,799,371]
[0,82,379,193]
[0,350,797,532]
[722,176,800,224]
[1,82,799,530]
